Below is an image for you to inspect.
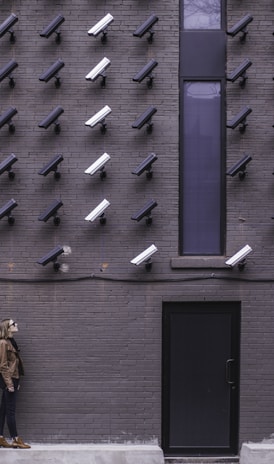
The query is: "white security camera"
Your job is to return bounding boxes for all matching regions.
[88,13,114,42]
[85,153,110,179]
[85,105,111,132]
[85,199,110,224]
[130,244,158,266]
[225,244,252,269]
[85,57,111,84]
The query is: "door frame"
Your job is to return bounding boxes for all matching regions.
[162,301,241,456]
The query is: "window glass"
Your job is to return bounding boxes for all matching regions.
[184,0,221,30]
[182,81,222,255]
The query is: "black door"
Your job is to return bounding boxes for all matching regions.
[162,301,240,456]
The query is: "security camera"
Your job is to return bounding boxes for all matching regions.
[37,245,64,271]
[88,13,114,43]
[132,106,157,133]
[0,13,18,43]
[0,198,17,225]
[40,14,65,43]
[38,154,64,179]
[38,199,63,225]
[85,57,111,87]
[226,106,252,133]
[133,14,159,43]
[85,152,110,179]
[0,107,17,133]
[132,153,158,179]
[0,59,18,88]
[38,106,64,134]
[0,153,18,179]
[85,199,110,225]
[226,154,252,180]
[227,13,253,42]
[225,244,252,270]
[85,105,111,133]
[130,244,158,271]
[39,59,65,88]
[227,58,252,88]
[133,59,158,88]
[131,199,158,226]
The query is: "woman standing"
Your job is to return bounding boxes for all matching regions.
[0,319,30,449]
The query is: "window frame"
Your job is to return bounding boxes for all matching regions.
[179,78,226,256]
[177,0,227,260]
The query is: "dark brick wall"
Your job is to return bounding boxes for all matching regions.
[0,0,274,451]
[226,0,274,447]
[0,0,179,444]
[0,0,179,278]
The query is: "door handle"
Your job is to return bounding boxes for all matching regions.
[226,358,235,385]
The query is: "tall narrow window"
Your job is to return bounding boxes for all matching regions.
[182,82,222,255]
[179,0,226,257]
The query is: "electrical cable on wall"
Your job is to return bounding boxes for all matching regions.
[0,273,274,285]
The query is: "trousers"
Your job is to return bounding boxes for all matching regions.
[0,378,19,438]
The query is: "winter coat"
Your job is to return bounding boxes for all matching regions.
[0,339,20,390]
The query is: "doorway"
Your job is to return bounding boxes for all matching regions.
[162,301,240,456]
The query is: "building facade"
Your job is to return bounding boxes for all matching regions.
[0,0,273,458]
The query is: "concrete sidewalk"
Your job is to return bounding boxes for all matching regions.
[0,443,164,464]
[240,442,274,464]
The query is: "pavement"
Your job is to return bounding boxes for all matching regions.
[0,443,164,464]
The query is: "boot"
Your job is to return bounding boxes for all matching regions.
[0,436,12,448]
[12,437,31,449]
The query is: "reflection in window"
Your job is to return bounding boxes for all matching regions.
[181,82,222,255]
[184,0,221,30]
